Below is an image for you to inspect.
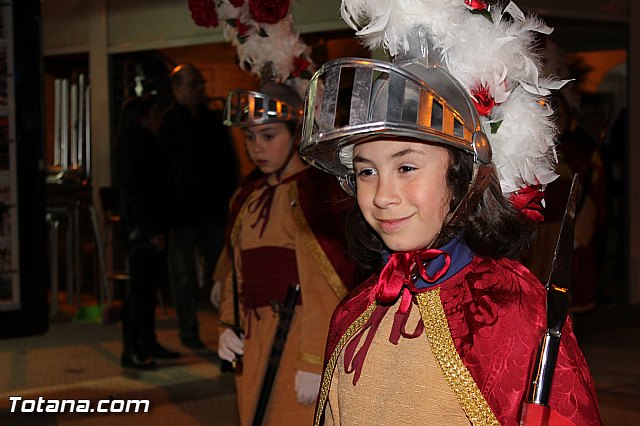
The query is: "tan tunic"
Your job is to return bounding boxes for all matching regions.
[325,297,469,425]
[220,163,345,426]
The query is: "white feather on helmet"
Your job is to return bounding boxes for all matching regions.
[340,0,570,195]
[216,0,313,100]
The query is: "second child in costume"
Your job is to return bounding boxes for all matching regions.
[217,83,358,425]
[299,0,602,425]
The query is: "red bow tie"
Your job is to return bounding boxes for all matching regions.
[344,248,452,385]
[375,248,451,314]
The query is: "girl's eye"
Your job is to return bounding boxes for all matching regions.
[263,133,275,141]
[244,135,254,143]
[356,168,376,177]
[399,165,417,173]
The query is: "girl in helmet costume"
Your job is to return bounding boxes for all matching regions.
[299,1,601,425]
[217,82,358,425]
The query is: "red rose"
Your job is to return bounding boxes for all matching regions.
[188,0,219,28]
[249,0,290,24]
[509,185,545,223]
[464,0,489,10]
[471,84,495,117]
[230,0,244,6]
[291,56,311,77]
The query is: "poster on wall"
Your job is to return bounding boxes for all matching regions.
[0,2,20,312]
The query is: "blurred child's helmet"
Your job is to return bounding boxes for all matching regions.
[224,82,303,128]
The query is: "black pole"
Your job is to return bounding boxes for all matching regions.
[252,283,300,426]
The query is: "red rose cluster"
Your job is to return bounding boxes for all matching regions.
[464,0,489,10]
[187,0,311,83]
[471,84,495,117]
[509,185,545,223]
[249,0,290,24]
[188,0,291,28]
[188,0,219,28]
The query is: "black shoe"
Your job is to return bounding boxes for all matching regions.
[121,353,157,370]
[181,337,206,350]
[150,343,181,359]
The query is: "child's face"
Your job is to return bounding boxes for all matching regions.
[353,140,451,252]
[243,122,294,174]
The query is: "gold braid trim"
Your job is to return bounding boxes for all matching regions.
[288,182,348,300]
[314,302,377,426]
[299,351,323,366]
[416,289,499,426]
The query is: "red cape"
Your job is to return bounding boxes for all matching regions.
[320,257,602,425]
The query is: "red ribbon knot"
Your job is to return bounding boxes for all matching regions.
[375,248,451,312]
[247,184,276,238]
[344,248,451,385]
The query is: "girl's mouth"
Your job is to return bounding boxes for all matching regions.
[377,215,411,233]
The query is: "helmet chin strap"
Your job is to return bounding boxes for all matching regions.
[448,161,494,224]
[430,131,494,248]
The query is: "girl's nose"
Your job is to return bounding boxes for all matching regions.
[253,138,266,154]
[373,175,400,208]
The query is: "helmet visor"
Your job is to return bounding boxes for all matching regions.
[224,89,302,128]
[300,58,483,178]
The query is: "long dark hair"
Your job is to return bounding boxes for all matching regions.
[346,145,536,273]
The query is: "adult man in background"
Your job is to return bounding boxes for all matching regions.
[117,94,179,369]
[160,63,238,349]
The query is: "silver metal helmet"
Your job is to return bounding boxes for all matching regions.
[224,82,304,128]
[299,56,492,197]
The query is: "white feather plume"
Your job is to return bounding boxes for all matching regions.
[340,0,570,194]
[216,0,313,99]
[235,16,308,82]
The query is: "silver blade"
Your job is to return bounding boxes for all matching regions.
[546,173,578,336]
